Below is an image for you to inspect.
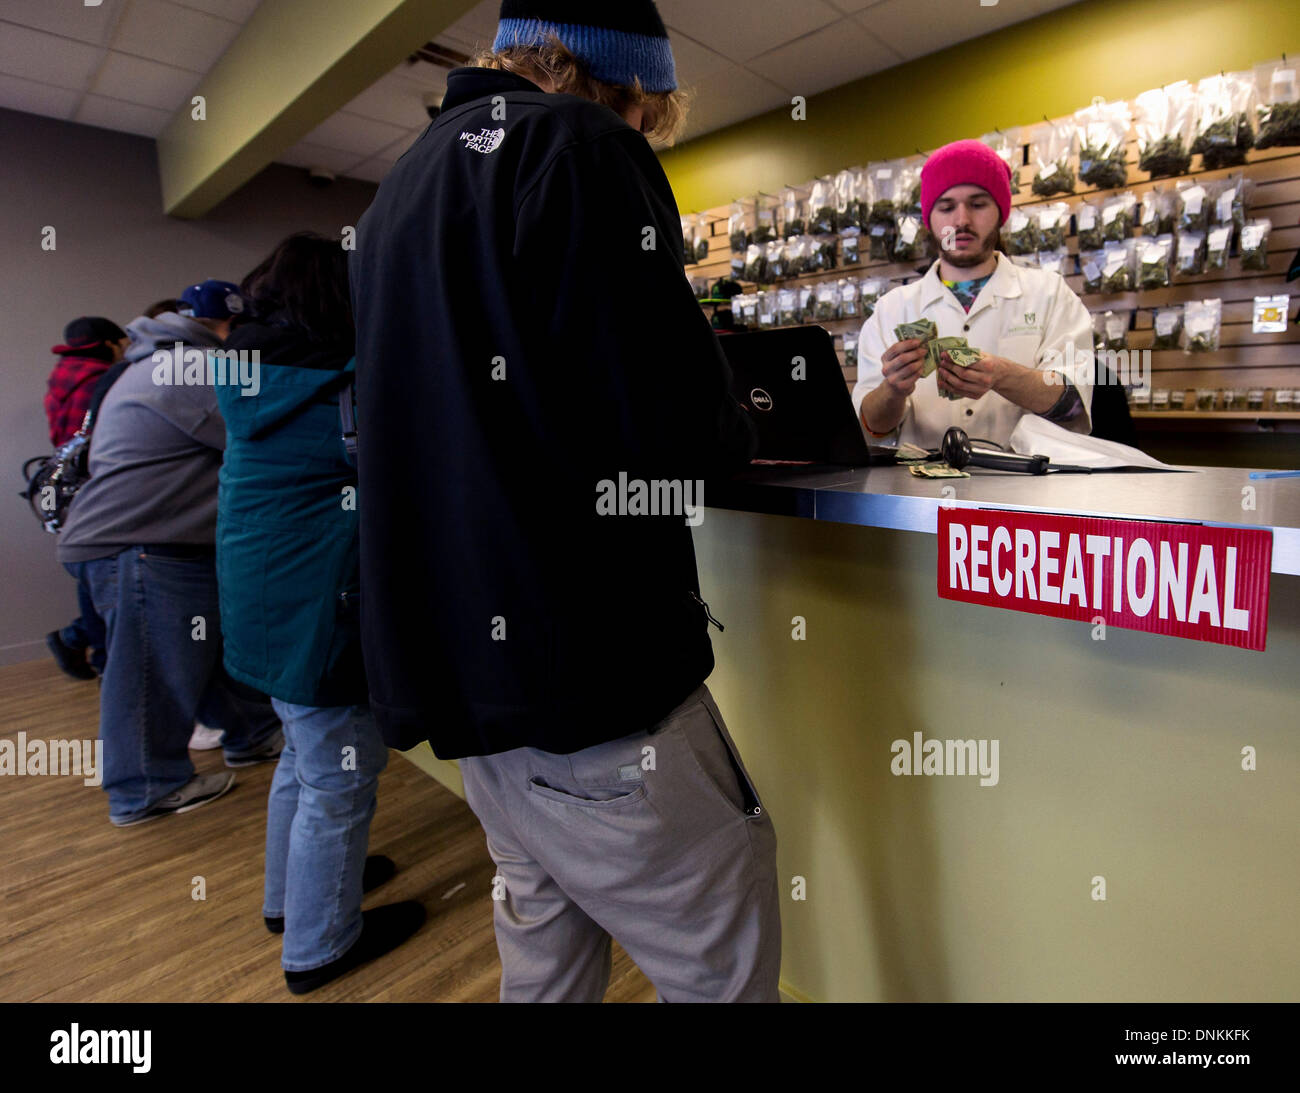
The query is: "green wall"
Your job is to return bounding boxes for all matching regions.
[659,0,1300,213]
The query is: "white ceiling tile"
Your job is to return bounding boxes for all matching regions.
[91,49,201,109]
[163,0,265,23]
[658,0,843,64]
[0,1,122,47]
[0,72,81,121]
[446,1,502,45]
[667,29,733,87]
[0,23,106,91]
[400,57,458,89]
[275,140,367,174]
[344,71,442,128]
[344,158,394,184]
[373,128,425,163]
[301,110,410,158]
[112,0,243,73]
[75,93,173,137]
[677,63,790,144]
[858,0,1059,61]
[747,17,901,97]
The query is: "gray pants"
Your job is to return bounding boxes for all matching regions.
[460,685,781,1002]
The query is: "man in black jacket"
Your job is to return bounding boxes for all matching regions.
[350,1,779,1001]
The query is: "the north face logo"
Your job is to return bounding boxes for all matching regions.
[459,127,505,154]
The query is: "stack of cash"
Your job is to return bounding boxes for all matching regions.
[895,319,985,400]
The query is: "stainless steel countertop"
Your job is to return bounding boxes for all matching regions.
[708,465,1300,576]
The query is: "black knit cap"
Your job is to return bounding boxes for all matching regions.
[62,316,127,347]
[494,0,676,92]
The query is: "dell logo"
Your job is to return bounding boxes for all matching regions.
[750,387,773,411]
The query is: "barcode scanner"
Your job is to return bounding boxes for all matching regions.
[941,427,1051,475]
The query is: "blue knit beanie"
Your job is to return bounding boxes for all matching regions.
[493,0,677,93]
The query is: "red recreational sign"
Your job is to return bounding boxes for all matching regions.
[937,509,1272,651]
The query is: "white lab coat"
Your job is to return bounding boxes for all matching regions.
[852,253,1094,449]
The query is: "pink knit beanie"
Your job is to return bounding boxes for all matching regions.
[921,139,1013,229]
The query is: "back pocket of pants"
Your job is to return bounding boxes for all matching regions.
[526,776,646,809]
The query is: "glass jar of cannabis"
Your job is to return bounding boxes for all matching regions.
[1169,389,1187,410]
[1221,388,1244,410]
[1247,389,1266,411]
[1196,388,1216,411]
[1274,388,1295,412]
[1152,389,1170,411]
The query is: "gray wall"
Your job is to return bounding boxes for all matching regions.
[0,106,379,666]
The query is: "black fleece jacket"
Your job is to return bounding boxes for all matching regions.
[349,67,756,757]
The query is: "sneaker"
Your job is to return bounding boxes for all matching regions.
[264,855,397,934]
[110,772,236,827]
[46,630,96,681]
[189,722,224,750]
[224,728,284,768]
[284,901,426,995]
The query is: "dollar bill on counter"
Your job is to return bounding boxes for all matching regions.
[895,442,931,462]
[909,462,970,479]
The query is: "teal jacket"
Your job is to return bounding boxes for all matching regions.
[214,322,364,706]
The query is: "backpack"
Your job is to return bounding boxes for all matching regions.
[20,360,130,534]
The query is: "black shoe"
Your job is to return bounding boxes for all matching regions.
[265,855,397,934]
[46,631,96,680]
[283,901,426,995]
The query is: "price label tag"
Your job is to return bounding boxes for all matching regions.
[1252,294,1289,334]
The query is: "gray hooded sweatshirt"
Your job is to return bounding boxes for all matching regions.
[58,312,227,563]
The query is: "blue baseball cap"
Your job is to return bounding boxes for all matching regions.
[179,280,246,320]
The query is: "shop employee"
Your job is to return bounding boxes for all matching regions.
[853,139,1094,449]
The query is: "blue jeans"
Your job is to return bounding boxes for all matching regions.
[60,563,107,672]
[263,699,388,971]
[70,547,282,823]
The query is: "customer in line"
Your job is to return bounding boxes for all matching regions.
[43,316,130,680]
[58,283,283,827]
[351,2,779,1002]
[216,234,424,995]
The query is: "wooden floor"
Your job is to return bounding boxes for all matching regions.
[0,658,656,1002]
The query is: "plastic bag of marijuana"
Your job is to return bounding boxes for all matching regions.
[784,236,808,278]
[1079,249,1106,294]
[813,280,839,322]
[1001,207,1038,255]
[1205,224,1234,271]
[1140,186,1175,236]
[980,128,1022,193]
[1100,192,1137,242]
[1212,175,1253,236]
[866,220,895,261]
[777,287,798,327]
[1030,119,1077,196]
[743,242,767,283]
[729,200,754,253]
[781,185,809,238]
[757,290,779,329]
[1100,239,1136,293]
[839,278,861,320]
[1093,309,1132,352]
[867,161,902,225]
[1181,298,1222,353]
[894,211,927,262]
[1254,58,1300,149]
[690,214,711,263]
[1239,218,1272,271]
[843,329,859,370]
[1192,72,1257,168]
[1136,234,1173,290]
[1151,304,1184,350]
[1036,247,1070,278]
[1135,81,1196,177]
[813,234,838,273]
[839,227,861,267]
[1174,231,1207,278]
[764,239,785,281]
[899,157,925,215]
[752,194,779,245]
[1175,179,1213,234]
[809,176,838,235]
[1075,198,1104,250]
[797,284,815,323]
[1075,97,1132,190]
[1037,202,1072,250]
[835,169,863,231]
[859,277,887,318]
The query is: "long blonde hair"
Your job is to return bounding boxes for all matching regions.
[469,34,691,148]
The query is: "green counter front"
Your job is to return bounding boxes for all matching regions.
[403,466,1300,1003]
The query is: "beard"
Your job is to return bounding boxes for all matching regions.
[940,224,998,268]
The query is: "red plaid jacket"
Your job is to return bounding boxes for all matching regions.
[45,351,112,446]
